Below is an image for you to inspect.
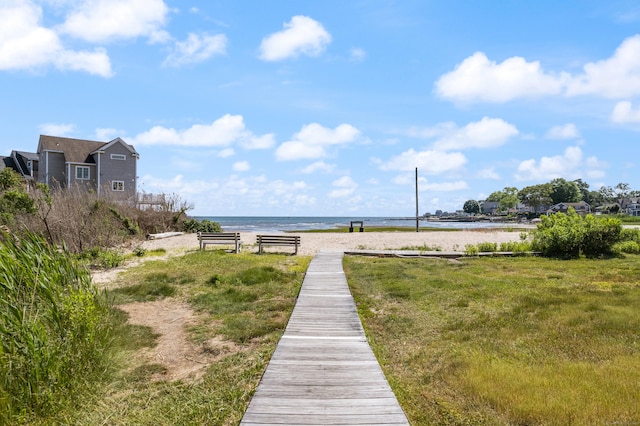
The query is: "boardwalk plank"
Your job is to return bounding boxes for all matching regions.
[240,251,409,425]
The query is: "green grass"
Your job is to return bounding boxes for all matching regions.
[44,250,311,425]
[344,255,640,425]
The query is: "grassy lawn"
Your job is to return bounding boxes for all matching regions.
[50,250,311,426]
[344,255,640,425]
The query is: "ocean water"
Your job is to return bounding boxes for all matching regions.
[194,216,512,233]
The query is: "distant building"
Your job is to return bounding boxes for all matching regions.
[547,201,591,216]
[0,150,39,189]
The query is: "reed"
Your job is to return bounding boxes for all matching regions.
[0,232,116,423]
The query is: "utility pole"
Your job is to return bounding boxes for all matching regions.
[415,167,419,232]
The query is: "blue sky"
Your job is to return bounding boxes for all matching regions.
[2,1,640,216]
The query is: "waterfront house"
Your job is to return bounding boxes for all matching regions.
[620,197,640,216]
[37,135,139,199]
[547,201,591,216]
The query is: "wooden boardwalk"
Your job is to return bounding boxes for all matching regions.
[241,251,409,426]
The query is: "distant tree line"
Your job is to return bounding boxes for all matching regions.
[463,178,639,214]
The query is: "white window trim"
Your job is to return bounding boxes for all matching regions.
[112,180,124,191]
[110,154,126,160]
[76,166,90,180]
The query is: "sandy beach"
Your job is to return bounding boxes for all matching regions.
[141,229,529,257]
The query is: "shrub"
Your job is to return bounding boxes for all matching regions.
[476,242,497,252]
[182,218,222,233]
[0,232,115,422]
[499,241,533,253]
[79,247,125,269]
[581,215,622,257]
[465,244,479,256]
[614,240,640,254]
[532,209,623,258]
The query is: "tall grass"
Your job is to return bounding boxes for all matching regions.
[0,232,116,423]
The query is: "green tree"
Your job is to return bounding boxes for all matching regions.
[518,183,552,212]
[0,168,35,225]
[599,186,616,204]
[485,187,519,213]
[614,182,630,202]
[463,200,480,214]
[549,178,580,204]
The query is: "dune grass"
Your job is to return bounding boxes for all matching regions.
[344,255,640,425]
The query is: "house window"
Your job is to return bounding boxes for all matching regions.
[111,154,126,160]
[76,166,90,180]
[112,181,124,191]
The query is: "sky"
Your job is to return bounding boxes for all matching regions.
[2,0,640,216]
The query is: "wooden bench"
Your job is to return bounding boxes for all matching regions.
[198,232,242,253]
[257,234,301,255]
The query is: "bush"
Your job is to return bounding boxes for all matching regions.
[532,209,623,258]
[581,215,622,257]
[0,232,115,422]
[499,241,533,253]
[182,218,222,233]
[476,242,497,252]
[614,240,640,254]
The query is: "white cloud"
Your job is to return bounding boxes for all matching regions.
[435,52,567,103]
[611,101,640,123]
[276,123,360,161]
[232,161,250,172]
[432,117,519,150]
[139,173,313,214]
[350,48,366,62]
[131,114,273,148]
[515,146,607,181]
[545,123,580,139]
[39,122,75,136]
[55,47,112,76]
[436,35,640,103]
[300,161,336,174]
[585,156,608,179]
[380,149,467,174]
[423,180,468,192]
[0,1,112,76]
[59,0,169,43]
[477,167,500,180]
[163,33,227,67]
[218,148,235,158]
[241,133,276,150]
[94,128,121,140]
[566,35,640,98]
[329,176,357,198]
[259,15,331,61]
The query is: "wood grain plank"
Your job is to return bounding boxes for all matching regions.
[240,252,409,425]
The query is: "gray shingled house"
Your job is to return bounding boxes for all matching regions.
[0,150,39,187]
[37,135,139,199]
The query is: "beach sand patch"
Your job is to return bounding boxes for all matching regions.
[119,299,235,382]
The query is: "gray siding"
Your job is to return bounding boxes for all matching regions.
[98,143,137,199]
[39,152,66,188]
[70,163,97,191]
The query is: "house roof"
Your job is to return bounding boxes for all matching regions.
[0,156,15,171]
[15,151,39,161]
[38,135,138,163]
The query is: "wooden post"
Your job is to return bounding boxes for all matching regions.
[415,167,419,232]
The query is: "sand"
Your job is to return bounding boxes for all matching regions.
[140,229,530,257]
